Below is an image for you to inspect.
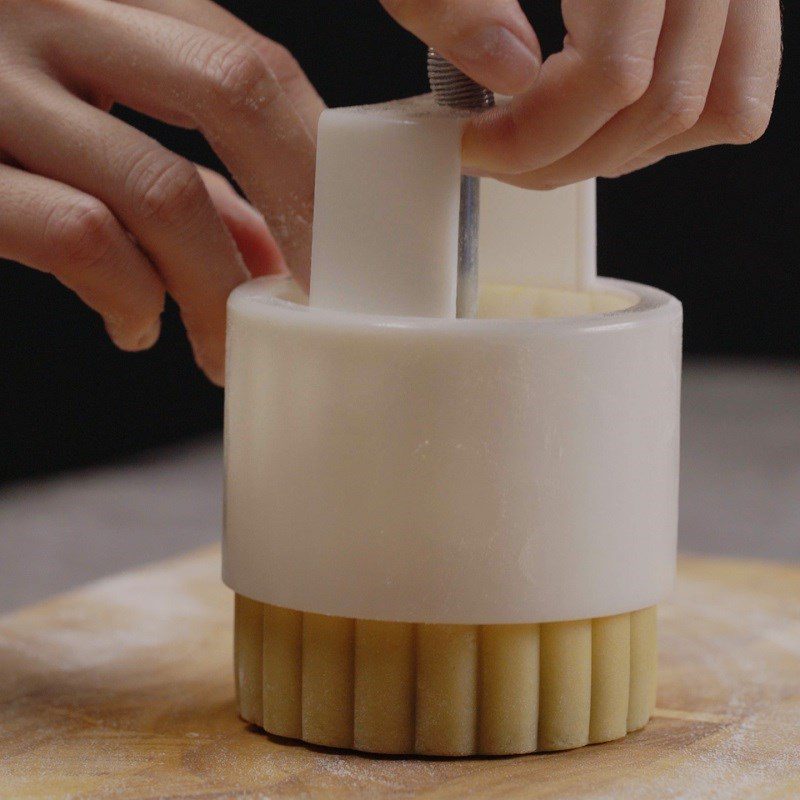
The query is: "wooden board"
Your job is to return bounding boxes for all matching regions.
[1,547,799,799]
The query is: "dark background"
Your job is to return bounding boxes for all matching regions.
[1,0,797,484]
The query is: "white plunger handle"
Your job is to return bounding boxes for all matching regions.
[309,99,464,318]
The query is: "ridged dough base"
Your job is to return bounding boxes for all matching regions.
[234,596,657,756]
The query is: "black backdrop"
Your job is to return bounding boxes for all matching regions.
[1,0,797,483]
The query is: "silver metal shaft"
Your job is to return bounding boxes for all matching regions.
[427,50,494,319]
[457,176,480,317]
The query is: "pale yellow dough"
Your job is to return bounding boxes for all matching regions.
[478,623,540,754]
[627,606,658,732]
[354,619,415,753]
[262,604,302,739]
[538,619,592,751]
[416,624,479,755]
[233,595,263,727]
[235,597,658,755]
[590,613,631,743]
[301,613,354,747]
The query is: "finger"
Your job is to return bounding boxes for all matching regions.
[463,0,667,174]
[197,166,286,278]
[379,0,540,95]
[112,0,324,136]
[45,0,316,289]
[0,75,248,385]
[0,163,164,350]
[603,0,782,178]
[505,0,730,189]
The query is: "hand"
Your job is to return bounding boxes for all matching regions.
[0,0,324,384]
[380,0,782,187]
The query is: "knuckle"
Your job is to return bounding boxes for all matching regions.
[717,96,773,145]
[130,152,206,225]
[199,39,273,112]
[250,40,304,92]
[651,85,706,137]
[597,52,654,108]
[44,198,116,268]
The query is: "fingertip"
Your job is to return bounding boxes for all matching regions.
[384,0,540,96]
[451,25,540,96]
[105,317,162,352]
[201,358,226,387]
[202,167,285,277]
[461,106,523,174]
[186,330,226,387]
[227,197,286,277]
[135,318,162,350]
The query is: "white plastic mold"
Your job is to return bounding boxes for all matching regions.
[223,99,682,625]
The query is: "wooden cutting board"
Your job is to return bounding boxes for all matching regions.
[1,546,798,799]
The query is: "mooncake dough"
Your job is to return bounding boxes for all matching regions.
[478,623,540,754]
[590,613,631,743]
[538,619,592,751]
[354,620,415,754]
[262,604,302,739]
[235,597,659,756]
[301,613,354,747]
[628,606,658,732]
[415,624,479,756]
[233,594,263,726]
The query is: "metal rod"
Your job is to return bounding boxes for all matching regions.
[457,176,480,318]
[427,49,494,319]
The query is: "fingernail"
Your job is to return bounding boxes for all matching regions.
[234,197,287,277]
[106,317,161,351]
[187,333,225,387]
[455,26,539,96]
[136,318,161,350]
[201,356,225,387]
[105,319,128,349]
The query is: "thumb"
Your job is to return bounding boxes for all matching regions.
[380,0,541,95]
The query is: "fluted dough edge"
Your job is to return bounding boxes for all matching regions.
[234,597,657,756]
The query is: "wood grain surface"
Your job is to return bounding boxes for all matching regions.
[1,547,798,799]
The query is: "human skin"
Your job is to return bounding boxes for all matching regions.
[381,0,783,185]
[0,0,782,382]
[0,0,323,384]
